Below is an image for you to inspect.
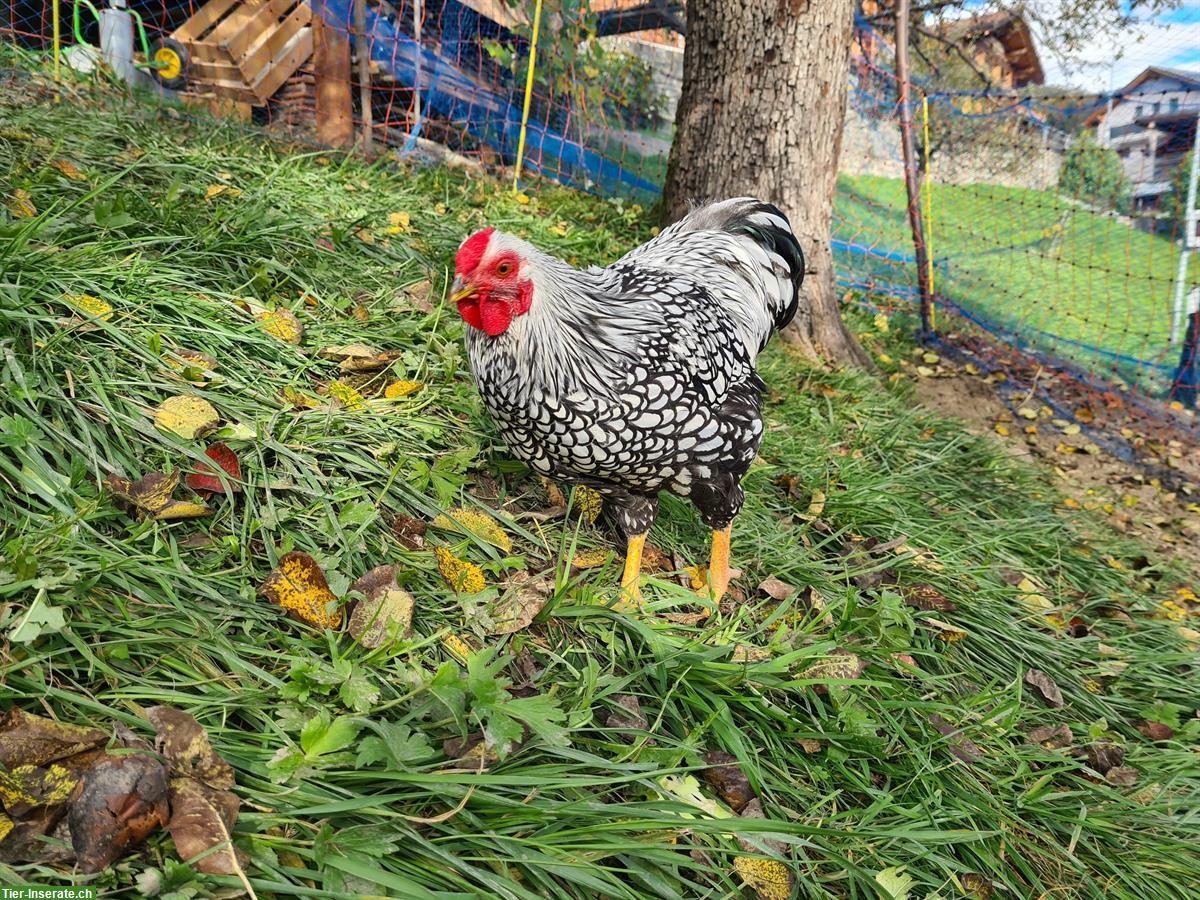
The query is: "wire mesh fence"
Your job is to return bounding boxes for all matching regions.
[2,0,1198,441]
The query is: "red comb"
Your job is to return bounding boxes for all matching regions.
[455,228,494,276]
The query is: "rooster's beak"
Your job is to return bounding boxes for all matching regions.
[449,277,475,304]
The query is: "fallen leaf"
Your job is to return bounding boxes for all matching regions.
[431,507,512,552]
[730,644,771,663]
[1017,407,1038,420]
[1137,721,1174,742]
[902,583,956,612]
[0,761,80,815]
[605,695,649,738]
[146,707,234,791]
[105,470,180,515]
[204,184,241,201]
[927,713,983,763]
[1024,670,1064,708]
[62,293,113,321]
[348,565,414,647]
[391,513,427,550]
[803,489,826,518]
[386,211,412,234]
[258,551,343,628]
[961,873,994,899]
[1075,407,1095,424]
[875,866,916,900]
[798,738,821,754]
[1085,742,1125,774]
[1015,576,1054,613]
[153,500,212,521]
[8,188,36,218]
[384,379,423,398]
[164,776,253,891]
[490,571,552,634]
[318,344,401,372]
[442,733,504,769]
[570,548,611,570]
[1105,766,1138,787]
[328,380,367,411]
[281,386,321,409]
[757,576,796,601]
[50,159,86,181]
[701,751,756,813]
[0,709,106,770]
[256,309,303,345]
[1027,724,1072,749]
[733,855,793,900]
[925,617,967,642]
[573,486,603,523]
[434,547,486,593]
[154,395,220,440]
[799,649,863,686]
[185,443,242,497]
[69,754,169,873]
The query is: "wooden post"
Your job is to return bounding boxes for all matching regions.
[354,0,373,156]
[894,0,935,340]
[313,16,353,147]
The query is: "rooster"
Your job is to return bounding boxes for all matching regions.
[450,198,804,604]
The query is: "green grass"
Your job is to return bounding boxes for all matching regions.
[835,175,1199,389]
[2,72,1200,899]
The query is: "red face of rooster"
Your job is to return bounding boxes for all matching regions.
[451,228,534,336]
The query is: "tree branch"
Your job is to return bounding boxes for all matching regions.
[910,22,995,89]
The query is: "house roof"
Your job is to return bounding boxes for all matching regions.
[1085,67,1200,127]
[941,10,1045,86]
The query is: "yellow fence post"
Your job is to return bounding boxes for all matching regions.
[52,0,62,81]
[922,94,936,330]
[512,0,544,195]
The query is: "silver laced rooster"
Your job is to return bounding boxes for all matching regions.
[450,198,804,604]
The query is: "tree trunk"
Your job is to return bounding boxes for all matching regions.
[663,0,871,368]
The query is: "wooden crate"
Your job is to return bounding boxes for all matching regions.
[172,0,314,106]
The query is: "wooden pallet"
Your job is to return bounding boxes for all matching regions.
[173,0,314,106]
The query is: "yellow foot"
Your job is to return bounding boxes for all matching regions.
[617,532,647,611]
[696,525,732,604]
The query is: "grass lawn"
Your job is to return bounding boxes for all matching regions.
[835,175,1199,391]
[2,72,1200,898]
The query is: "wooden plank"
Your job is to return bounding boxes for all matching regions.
[238,2,309,82]
[313,16,352,146]
[250,26,313,102]
[207,0,268,49]
[179,39,231,65]
[184,57,242,82]
[225,0,295,59]
[173,0,239,42]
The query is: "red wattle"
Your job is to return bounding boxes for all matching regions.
[457,299,482,330]
[479,298,514,335]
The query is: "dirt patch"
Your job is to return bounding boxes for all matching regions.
[902,341,1200,572]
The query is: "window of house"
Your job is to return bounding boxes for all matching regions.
[1136,104,1145,117]
[1170,97,1180,113]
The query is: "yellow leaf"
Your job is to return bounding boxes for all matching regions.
[994,424,1009,436]
[1016,577,1053,613]
[570,548,611,569]
[282,386,320,409]
[153,500,212,521]
[441,632,475,662]
[348,565,414,648]
[515,193,531,205]
[550,222,569,236]
[683,564,708,591]
[7,188,36,218]
[964,363,980,375]
[256,309,304,345]
[922,352,939,364]
[62,292,113,321]
[877,352,893,364]
[1017,407,1038,420]
[574,486,602,524]
[805,489,826,518]
[1177,626,1200,651]
[328,380,368,412]
[204,184,241,201]
[873,313,889,333]
[384,379,423,399]
[733,856,793,900]
[154,395,220,440]
[1157,599,1188,622]
[356,227,376,244]
[435,547,486,593]
[50,159,85,181]
[386,211,412,234]
[258,551,342,628]
[432,507,512,552]
[916,365,934,377]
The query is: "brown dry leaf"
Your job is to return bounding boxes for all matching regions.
[257,551,343,628]
[803,489,826,518]
[1105,766,1138,787]
[1085,742,1125,774]
[164,348,219,384]
[442,733,505,769]
[701,751,756,813]
[401,279,434,313]
[1137,721,1174,742]
[961,873,994,899]
[68,754,169,873]
[348,565,414,648]
[0,709,107,770]
[164,776,251,886]
[757,576,796,601]
[105,470,180,516]
[1075,407,1095,424]
[797,738,821,754]
[0,761,80,815]
[318,344,401,373]
[1024,670,1064,708]
[1027,724,1072,749]
[256,309,304,345]
[733,855,793,900]
[799,649,864,686]
[927,713,983,763]
[902,583,956,612]
[490,571,552,634]
[281,386,321,410]
[154,395,220,440]
[146,707,234,791]
[391,513,427,550]
[605,695,649,738]
[925,617,967,642]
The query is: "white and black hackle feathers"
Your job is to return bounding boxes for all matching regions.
[453,197,804,543]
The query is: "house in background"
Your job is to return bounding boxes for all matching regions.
[939,10,1045,88]
[1090,67,1200,210]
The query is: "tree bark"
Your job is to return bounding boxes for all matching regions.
[664,0,872,368]
[314,17,353,148]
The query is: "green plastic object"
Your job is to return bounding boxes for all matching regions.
[71,0,155,69]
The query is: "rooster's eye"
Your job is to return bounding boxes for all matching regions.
[495,261,514,276]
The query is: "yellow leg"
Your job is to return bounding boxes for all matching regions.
[620,532,647,607]
[700,525,732,603]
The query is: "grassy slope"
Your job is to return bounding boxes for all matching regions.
[835,175,1198,387]
[2,77,1200,899]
